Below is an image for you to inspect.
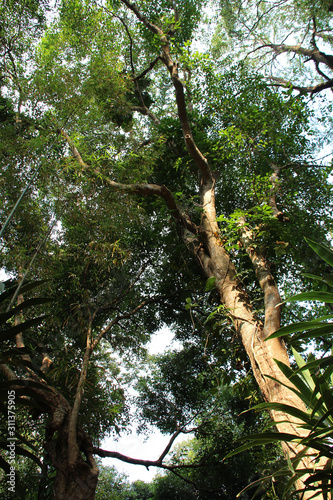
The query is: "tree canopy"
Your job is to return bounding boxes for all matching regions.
[0,0,332,498]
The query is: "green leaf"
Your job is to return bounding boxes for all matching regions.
[0,297,52,324]
[292,348,316,391]
[253,401,312,424]
[224,432,304,459]
[273,360,314,404]
[293,324,333,341]
[14,445,41,466]
[0,280,49,304]
[305,238,333,267]
[286,292,333,303]
[295,356,333,374]
[303,273,333,286]
[266,319,333,340]
[0,315,49,341]
[205,276,216,291]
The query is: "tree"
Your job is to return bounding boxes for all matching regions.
[225,239,333,498]
[95,465,134,500]
[0,0,332,498]
[142,385,285,499]
[213,0,333,95]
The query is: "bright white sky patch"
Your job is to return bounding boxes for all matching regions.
[101,429,172,482]
[101,325,183,482]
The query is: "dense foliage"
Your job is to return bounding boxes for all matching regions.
[0,0,332,498]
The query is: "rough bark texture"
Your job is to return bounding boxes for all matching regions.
[6,372,98,499]
[46,418,98,500]
[42,388,98,499]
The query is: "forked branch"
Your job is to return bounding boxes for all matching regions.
[60,129,199,234]
[119,0,213,183]
[269,76,333,94]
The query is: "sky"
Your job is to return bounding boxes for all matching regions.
[100,326,185,483]
[101,427,172,483]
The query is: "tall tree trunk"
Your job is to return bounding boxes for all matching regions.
[19,379,99,499]
[50,442,98,500]
[184,176,325,498]
[45,409,99,499]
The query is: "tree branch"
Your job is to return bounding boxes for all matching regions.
[157,428,182,463]
[120,0,163,36]
[68,318,93,469]
[37,342,53,374]
[237,219,281,339]
[100,4,162,125]
[60,129,198,234]
[91,297,162,349]
[92,446,172,469]
[269,76,333,95]
[14,268,32,366]
[0,363,16,380]
[93,424,206,472]
[131,105,160,125]
[266,42,333,71]
[133,56,162,81]
[120,0,213,183]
